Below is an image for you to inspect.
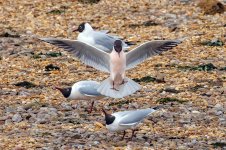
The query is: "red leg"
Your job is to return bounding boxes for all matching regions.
[88,101,94,113]
[120,80,128,85]
[130,129,137,140]
[122,131,126,140]
[111,81,119,91]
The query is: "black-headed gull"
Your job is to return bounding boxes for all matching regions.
[102,106,160,140]
[73,22,134,52]
[55,80,104,113]
[40,38,182,98]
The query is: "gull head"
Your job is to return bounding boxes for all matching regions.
[102,108,115,125]
[114,40,123,57]
[73,22,93,33]
[55,87,72,98]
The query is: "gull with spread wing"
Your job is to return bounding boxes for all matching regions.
[40,38,182,98]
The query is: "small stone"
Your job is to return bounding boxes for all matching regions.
[12,113,22,122]
[6,107,16,113]
[214,104,223,111]
[17,106,26,112]
[13,145,25,150]
[73,144,84,149]
[18,91,30,96]
[192,110,200,114]
[215,111,223,116]
[170,59,180,65]
[144,142,150,146]
[93,141,99,145]
[61,102,73,111]
[61,145,71,150]
[0,116,9,121]
[5,119,12,125]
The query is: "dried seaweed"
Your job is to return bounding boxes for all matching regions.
[45,64,60,71]
[156,97,187,104]
[15,81,36,88]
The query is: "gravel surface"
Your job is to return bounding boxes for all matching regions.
[0,0,226,149]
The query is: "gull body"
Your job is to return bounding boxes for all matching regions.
[41,37,182,98]
[75,23,133,52]
[55,80,104,113]
[109,41,126,88]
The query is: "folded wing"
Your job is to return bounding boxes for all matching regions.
[126,40,182,70]
[79,86,102,97]
[40,38,110,73]
[118,108,156,126]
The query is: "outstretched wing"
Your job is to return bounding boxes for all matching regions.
[40,38,110,73]
[126,40,182,70]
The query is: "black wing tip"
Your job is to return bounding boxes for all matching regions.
[38,38,54,43]
[125,41,136,45]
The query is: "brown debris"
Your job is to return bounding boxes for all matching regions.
[198,0,225,15]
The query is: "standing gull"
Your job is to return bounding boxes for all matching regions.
[40,38,182,98]
[74,22,134,52]
[55,80,104,113]
[102,106,160,140]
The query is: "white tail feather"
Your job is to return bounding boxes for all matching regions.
[97,77,141,98]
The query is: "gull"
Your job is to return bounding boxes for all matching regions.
[74,22,134,52]
[102,106,160,140]
[40,38,182,98]
[55,80,104,113]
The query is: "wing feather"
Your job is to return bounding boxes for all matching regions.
[126,40,182,70]
[40,38,110,73]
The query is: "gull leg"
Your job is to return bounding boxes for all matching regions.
[120,79,128,85]
[122,131,126,140]
[88,100,95,113]
[111,81,119,91]
[130,129,138,141]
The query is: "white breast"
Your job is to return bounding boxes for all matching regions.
[110,51,126,81]
[67,83,90,100]
[77,33,95,45]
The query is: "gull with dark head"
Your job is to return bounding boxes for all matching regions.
[73,22,134,52]
[55,80,104,113]
[102,106,160,140]
[40,38,182,98]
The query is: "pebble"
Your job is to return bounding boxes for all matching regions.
[13,145,25,150]
[214,104,223,111]
[215,111,223,116]
[35,107,58,124]
[6,107,16,113]
[192,110,200,114]
[0,116,9,121]
[144,142,150,146]
[5,119,12,125]
[93,141,99,145]
[17,106,26,112]
[12,113,23,122]
[18,91,30,96]
[61,102,73,111]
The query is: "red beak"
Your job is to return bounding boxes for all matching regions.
[102,108,108,115]
[55,87,63,91]
[73,28,79,32]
